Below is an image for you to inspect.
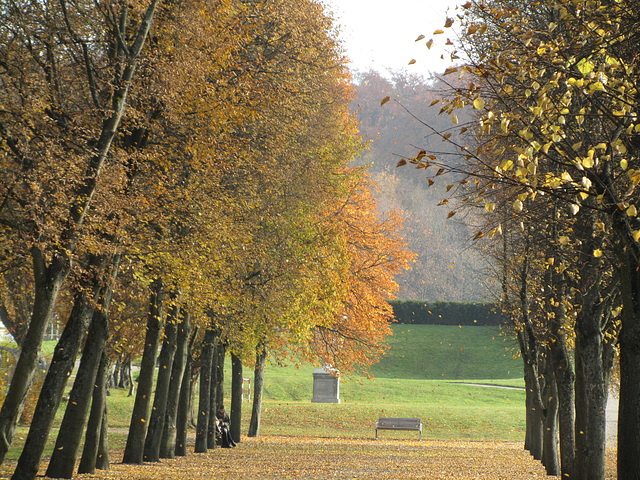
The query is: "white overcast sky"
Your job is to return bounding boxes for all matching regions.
[322,0,463,78]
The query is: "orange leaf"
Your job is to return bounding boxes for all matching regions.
[381,96,391,106]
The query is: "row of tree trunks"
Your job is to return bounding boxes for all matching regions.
[195,328,216,453]
[77,352,111,474]
[160,310,191,459]
[111,357,134,393]
[122,278,164,464]
[12,255,110,480]
[175,328,196,457]
[45,256,120,479]
[0,1,160,467]
[144,294,180,462]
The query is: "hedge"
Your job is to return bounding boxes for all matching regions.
[389,300,506,326]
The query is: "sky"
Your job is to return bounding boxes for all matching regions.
[322,0,463,79]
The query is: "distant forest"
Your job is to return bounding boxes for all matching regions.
[351,70,488,302]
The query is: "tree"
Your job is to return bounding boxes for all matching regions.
[406,1,639,477]
[0,0,161,466]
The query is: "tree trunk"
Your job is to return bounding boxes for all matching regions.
[77,353,111,474]
[215,341,226,411]
[175,328,196,457]
[96,401,109,470]
[553,347,575,480]
[616,247,640,480]
[547,276,575,479]
[122,278,164,465]
[0,251,66,467]
[12,255,108,480]
[248,344,267,437]
[125,358,135,397]
[160,309,190,459]
[575,301,610,480]
[195,328,216,453]
[541,370,559,476]
[207,339,219,449]
[230,352,243,443]
[112,358,121,390]
[522,360,543,460]
[143,294,180,463]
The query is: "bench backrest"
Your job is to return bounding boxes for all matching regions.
[377,417,421,429]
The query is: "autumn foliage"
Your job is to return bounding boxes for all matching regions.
[0,0,413,477]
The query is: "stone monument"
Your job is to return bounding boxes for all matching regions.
[311,366,340,403]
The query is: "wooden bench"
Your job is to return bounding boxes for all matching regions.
[375,417,422,440]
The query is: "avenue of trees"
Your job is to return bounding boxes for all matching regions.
[392,0,639,478]
[0,1,412,479]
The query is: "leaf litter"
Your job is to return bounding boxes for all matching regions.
[76,437,552,479]
[0,436,617,479]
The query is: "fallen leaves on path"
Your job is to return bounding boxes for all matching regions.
[89,437,550,479]
[0,436,617,479]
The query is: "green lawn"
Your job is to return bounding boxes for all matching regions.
[5,324,526,463]
[239,324,524,441]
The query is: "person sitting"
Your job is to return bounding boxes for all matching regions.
[216,405,236,448]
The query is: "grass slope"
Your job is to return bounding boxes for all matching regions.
[253,325,525,441]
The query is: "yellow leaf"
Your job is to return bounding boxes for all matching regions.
[633,230,640,242]
[451,113,459,124]
[415,35,425,42]
[396,158,407,167]
[485,202,496,213]
[577,58,594,76]
[433,29,444,35]
[426,39,434,49]
[593,249,603,258]
[627,205,638,217]
[381,96,391,106]
[408,59,416,65]
[513,199,523,212]
[473,231,484,241]
[621,159,629,170]
[473,98,485,110]
[437,198,449,206]
[447,211,456,218]
[558,236,570,245]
